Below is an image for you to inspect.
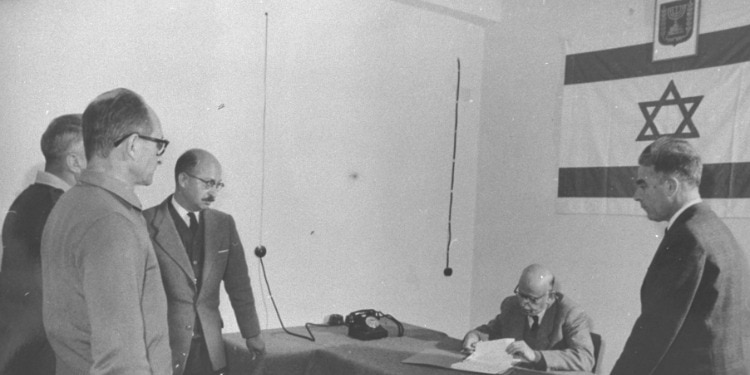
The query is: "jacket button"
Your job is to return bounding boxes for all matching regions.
[182,352,187,357]
[186,325,192,330]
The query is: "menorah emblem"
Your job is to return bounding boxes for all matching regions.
[658,0,695,46]
[666,4,687,37]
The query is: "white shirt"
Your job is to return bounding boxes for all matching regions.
[667,198,702,230]
[35,170,71,192]
[170,196,199,227]
[527,307,548,329]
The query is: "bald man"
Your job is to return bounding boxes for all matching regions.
[143,149,264,375]
[462,264,595,372]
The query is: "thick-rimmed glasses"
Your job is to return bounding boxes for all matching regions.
[514,286,551,304]
[114,132,170,156]
[185,172,225,191]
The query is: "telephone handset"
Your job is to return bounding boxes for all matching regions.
[345,309,404,340]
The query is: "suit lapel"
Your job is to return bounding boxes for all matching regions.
[150,199,196,283]
[537,300,558,345]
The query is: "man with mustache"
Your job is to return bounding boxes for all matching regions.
[143,149,265,375]
[461,264,595,372]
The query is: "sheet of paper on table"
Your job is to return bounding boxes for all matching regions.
[450,338,520,374]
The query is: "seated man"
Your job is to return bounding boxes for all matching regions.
[462,264,594,372]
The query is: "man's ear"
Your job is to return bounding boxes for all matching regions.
[664,175,680,196]
[117,134,139,160]
[66,153,85,174]
[177,172,188,188]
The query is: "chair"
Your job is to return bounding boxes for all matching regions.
[590,332,605,374]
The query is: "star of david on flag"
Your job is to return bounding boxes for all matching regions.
[636,80,702,141]
[557,24,750,217]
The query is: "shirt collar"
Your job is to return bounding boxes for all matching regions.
[171,195,199,226]
[526,297,557,327]
[528,307,547,328]
[78,170,142,210]
[667,198,702,230]
[34,170,71,192]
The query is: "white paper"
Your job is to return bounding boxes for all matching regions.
[450,339,519,374]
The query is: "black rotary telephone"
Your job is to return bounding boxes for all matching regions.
[345,309,404,341]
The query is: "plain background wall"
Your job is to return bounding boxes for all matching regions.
[2,1,750,374]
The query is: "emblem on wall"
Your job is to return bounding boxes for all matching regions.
[652,0,700,61]
[658,0,696,46]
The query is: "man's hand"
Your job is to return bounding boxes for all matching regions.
[505,340,540,363]
[461,331,482,353]
[246,335,266,360]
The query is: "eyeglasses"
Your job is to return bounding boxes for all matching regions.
[514,286,551,304]
[113,132,170,156]
[184,172,225,191]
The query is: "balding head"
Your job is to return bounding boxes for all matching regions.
[515,264,557,316]
[518,264,555,294]
[82,88,155,161]
[173,149,223,212]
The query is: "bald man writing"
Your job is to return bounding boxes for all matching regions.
[462,264,595,372]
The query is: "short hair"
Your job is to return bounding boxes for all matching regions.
[40,114,83,165]
[638,137,702,186]
[81,88,154,160]
[174,149,200,183]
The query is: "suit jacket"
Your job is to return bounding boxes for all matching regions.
[143,198,261,375]
[0,181,63,374]
[41,170,171,375]
[611,203,750,375]
[474,294,595,372]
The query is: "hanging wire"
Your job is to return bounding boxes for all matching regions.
[254,11,314,342]
[444,58,460,277]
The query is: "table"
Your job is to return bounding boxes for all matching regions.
[224,322,590,375]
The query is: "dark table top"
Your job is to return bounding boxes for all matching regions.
[224,322,591,375]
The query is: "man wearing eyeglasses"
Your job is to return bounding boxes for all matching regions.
[143,149,264,375]
[461,264,594,372]
[40,88,172,374]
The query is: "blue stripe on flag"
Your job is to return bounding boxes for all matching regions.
[558,163,750,198]
[564,24,750,85]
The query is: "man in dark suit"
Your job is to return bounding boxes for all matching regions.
[0,114,86,374]
[143,149,265,375]
[611,137,750,375]
[461,264,595,372]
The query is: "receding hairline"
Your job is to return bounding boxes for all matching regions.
[174,149,220,182]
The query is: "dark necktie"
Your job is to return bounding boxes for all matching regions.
[188,212,198,234]
[531,316,539,331]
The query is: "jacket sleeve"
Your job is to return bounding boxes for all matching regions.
[474,297,516,338]
[610,228,705,375]
[538,305,595,372]
[223,215,261,339]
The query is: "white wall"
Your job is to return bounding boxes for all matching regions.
[0,0,483,340]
